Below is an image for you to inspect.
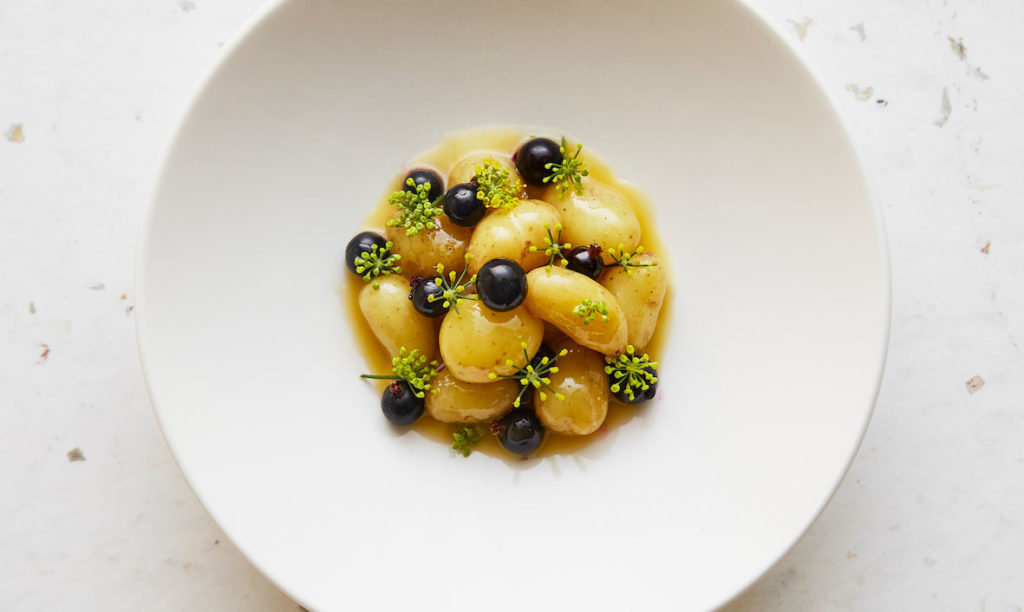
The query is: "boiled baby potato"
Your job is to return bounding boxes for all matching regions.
[439,300,543,383]
[358,275,434,359]
[541,177,640,256]
[466,199,560,273]
[523,266,627,356]
[386,215,472,278]
[426,369,521,423]
[601,251,667,349]
[448,151,519,187]
[535,340,608,435]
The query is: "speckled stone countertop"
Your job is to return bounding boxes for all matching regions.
[2,1,1021,610]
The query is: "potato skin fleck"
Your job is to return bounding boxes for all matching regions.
[600,252,667,349]
[539,177,640,258]
[523,266,627,356]
[426,370,520,423]
[358,275,435,358]
[439,301,543,383]
[535,340,609,435]
[447,152,518,187]
[386,216,472,278]
[467,199,561,274]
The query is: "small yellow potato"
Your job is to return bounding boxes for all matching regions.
[466,199,561,273]
[439,301,544,383]
[447,151,519,186]
[541,177,641,256]
[523,266,627,356]
[535,341,609,435]
[426,369,521,423]
[358,276,434,359]
[385,216,472,278]
[600,251,668,349]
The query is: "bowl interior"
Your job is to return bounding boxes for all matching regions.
[137,0,889,609]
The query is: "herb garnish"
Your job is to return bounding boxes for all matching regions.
[387,178,444,236]
[528,223,572,267]
[605,346,658,402]
[431,254,477,314]
[353,242,402,289]
[489,343,569,407]
[573,299,609,325]
[606,244,657,276]
[543,137,589,197]
[452,426,486,457]
[473,158,523,209]
[360,347,439,398]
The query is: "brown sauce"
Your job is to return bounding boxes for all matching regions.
[341,126,672,460]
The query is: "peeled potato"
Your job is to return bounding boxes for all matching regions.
[523,266,627,356]
[535,340,608,435]
[426,369,521,423]
[385,215,472,278]
[541,177,641,256]
[466,199,561,273]
[447,151,519,186]
[439,301,544,383]
[601,251,667,349]
[358,276,434,359]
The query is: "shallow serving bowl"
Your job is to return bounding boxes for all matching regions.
[136,0,890,609]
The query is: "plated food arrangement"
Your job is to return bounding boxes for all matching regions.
[343,127,669,458]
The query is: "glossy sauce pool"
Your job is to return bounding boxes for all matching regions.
[342,126,672,460]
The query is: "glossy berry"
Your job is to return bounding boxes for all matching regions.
[529,344,555,371]
[345,231,388,274]
[494,408,544,455]
[409,277,447,318]
[381,380,425,425]
[612,365,659,405]
[514,137,562,186]
[443,183,485,226]
[566,244,605,280]
[404,169,444,203]
[476,258,527,312]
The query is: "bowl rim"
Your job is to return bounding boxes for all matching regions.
[699,2,892,607]
[134,0,892,609]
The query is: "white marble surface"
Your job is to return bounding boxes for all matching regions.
[2,0,1021,610]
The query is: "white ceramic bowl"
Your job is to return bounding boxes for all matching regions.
[137,0,890,610]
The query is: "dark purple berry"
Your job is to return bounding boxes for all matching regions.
[409,277,447,318]
[381,380,425,425]
[611,365,658,405]
[404,169,444,203]
[514,137,562,186]
[476,258,527,312]
[493,408,544,455]
[443,183,485,226]
[345,231,388,274]
[565,244,604,280]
